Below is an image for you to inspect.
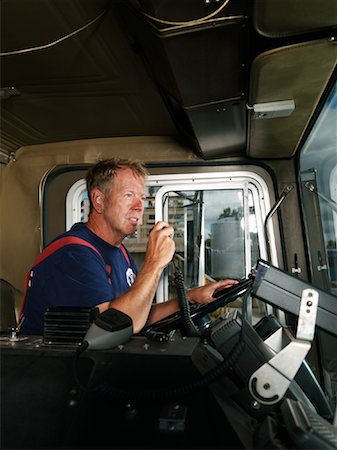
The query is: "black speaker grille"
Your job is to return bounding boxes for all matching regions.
[43,307,98,345]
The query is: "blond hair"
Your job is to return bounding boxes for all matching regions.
[86,158,148,212]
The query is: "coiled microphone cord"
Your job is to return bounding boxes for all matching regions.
[173,261,200,337]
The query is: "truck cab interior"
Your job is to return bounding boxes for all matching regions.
[1,1,337,449]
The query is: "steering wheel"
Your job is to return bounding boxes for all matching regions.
[143,277,253,336]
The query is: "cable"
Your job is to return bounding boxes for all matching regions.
[72,252,248,403]
[140,0,231,27]
[0,9,107,57]
[73,340,91,391]
[173,262,200,338]
[0,2,231,57]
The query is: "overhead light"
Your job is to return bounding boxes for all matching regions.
[250,100,295,119]
[0,87,20,99]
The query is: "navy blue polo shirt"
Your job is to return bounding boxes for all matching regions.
[20,223,137,334]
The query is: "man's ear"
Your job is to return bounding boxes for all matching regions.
[90,188,105,213]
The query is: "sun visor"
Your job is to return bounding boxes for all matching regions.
[248,39,337,159]
[253,0,337,37]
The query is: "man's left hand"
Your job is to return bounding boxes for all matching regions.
[187,279,239,304]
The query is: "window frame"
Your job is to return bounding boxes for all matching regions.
[66,179,88,231]
[149,171,277,301]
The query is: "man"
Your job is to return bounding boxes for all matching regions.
[20,158,237,334]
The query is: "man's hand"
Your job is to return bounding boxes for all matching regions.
[106,221,175,333]
[187,279,239,304]
[145,221,175,271]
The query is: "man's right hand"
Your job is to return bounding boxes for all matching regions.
[105,221,175,333]
[145,221,175,270]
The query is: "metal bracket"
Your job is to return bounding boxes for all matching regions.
[248,289,318,405]
[296,288,319,341]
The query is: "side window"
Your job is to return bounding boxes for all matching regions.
[329,166,337,296]
[66,179,89,231]
[299,82,337,410]
[299,83,337,295]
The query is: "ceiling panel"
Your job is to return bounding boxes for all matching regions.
[0,0,176,153]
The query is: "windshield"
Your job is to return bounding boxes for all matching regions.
[300,82,337,296]
[299,81,337,411]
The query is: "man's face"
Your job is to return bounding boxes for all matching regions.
[102,168,145,243]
